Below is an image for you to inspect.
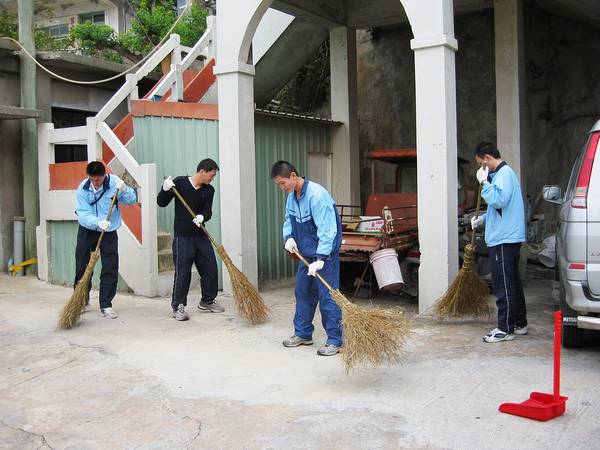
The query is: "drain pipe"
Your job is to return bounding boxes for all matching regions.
[13,216,25,276]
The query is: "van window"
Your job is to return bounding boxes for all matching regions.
[564,138,587,201]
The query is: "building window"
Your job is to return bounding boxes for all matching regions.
[79,11,105,25]
[45,23,69,37]
[52,108,95,163]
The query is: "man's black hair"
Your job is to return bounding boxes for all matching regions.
[270,160,298,178]
[197,158,219,173]
[474,142,501,159]
[86,161,106,176]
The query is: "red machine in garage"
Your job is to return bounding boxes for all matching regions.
[338,148,469,297]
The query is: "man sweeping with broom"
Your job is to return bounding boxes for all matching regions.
[158,159,222,321]
[271,160,343,356]
[74,161,137,319]
[471,142,527,343]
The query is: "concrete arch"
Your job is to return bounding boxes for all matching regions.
[216,0,274,66]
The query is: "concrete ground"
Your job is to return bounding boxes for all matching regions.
[1,267,600,450]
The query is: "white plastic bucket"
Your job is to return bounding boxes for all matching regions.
[369,248,404,291]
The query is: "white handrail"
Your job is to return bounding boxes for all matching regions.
[95,34,180,122]
[147,70,176,99]
[96,75,137,122]
[134,34,180,82]
[181,28,212,71]
[97,122,143,182]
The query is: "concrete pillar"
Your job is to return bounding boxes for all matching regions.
[330,27,360,206]
[411,34,459,314]
[215,63,259,291]
[18,0,39,266]
[494,0,526,185]
[494,0,528,280]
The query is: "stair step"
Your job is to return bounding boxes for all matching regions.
[158,249,174,272]
[157,231,172,252]
[156,270,200,297]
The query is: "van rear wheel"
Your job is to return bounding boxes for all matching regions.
[559,283,585,348]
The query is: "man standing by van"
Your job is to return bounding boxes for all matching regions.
[471,142,528,343]
[271,160,343,356]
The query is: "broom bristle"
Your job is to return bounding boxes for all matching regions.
[331,290,411,374]
[58,251,99,329]
[216,245,269,324]
[434,245,492,318]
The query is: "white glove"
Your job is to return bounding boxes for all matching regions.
[471,216,484,230]
[98,219,111,231]
[162,176,175,191]
[115,177,125,192]
[308,259,324,277]
[193,214,204,227]
[284,237,298,254]
[476,166,489,184]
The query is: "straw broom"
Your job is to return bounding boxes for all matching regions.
[170,187,269,324]
[58,193,119,329]
[434,185,492,318]
[292,249,411,374]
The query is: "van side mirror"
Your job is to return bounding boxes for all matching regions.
[543,185,562,204]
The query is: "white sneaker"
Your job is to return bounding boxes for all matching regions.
[101,307,118,319]
[514,325,528,335]
[483,328,514,343]
[172,304,189,321]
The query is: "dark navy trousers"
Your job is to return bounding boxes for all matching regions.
[171,235,218,310]
[294,254,343,347]
[74,226,118,309]
[489,242,527,333]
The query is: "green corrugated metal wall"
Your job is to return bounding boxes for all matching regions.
[133,116,223,286]
[48,221,129,290]
[133,116,221,238]
[131,113,331,288]
[254,113,332,285]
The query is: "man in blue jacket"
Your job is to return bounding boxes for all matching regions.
[271,160,343,356]
[74,161,137,319]
[471,142,527,342]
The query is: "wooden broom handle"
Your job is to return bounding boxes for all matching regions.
[470,183,484,247]
[94,190,119,252]
[292,249,335,293]
[170,186,219,248]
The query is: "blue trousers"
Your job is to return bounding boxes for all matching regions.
[293,254,343,347]
[489,242,527,333]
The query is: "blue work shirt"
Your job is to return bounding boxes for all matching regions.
[75,175,137,232]
[480,162,526,247]
[283,178,342,259]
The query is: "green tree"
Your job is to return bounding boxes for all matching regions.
[69,1,207,63]
[0,6,64,51]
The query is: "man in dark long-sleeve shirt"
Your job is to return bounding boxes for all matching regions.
[157,158,222,321]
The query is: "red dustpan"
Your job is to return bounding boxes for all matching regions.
[499,311,568,421]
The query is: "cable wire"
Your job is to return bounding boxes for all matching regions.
[1,0,191,85]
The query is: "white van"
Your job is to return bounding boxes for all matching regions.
[544,119,600,347]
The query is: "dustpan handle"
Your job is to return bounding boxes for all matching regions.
[553,310,562,400]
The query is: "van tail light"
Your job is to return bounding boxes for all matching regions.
[568,263,586,270]
[572,132,600,209]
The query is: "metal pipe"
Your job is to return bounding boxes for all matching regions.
[13,216,25,276]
